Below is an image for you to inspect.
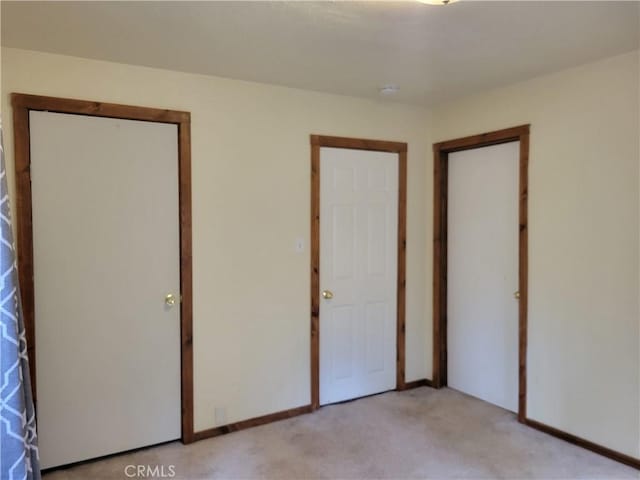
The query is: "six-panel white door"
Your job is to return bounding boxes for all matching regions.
[319,147,398,405]
[447,141,519,412]
[30,111,182,468]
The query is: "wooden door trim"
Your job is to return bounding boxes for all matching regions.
[10,93,195,444]
[310,134,407,410]
[432,124,530,422]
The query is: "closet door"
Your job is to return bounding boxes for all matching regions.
[30,111,181,468]
[447,141,519,412]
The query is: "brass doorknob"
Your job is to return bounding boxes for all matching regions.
[513,291,520,300]
[165,293,176,307]
[322,290,334,300]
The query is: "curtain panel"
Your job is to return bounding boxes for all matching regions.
[0,120,41,480]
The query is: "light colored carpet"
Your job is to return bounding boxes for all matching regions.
[43,387,639,479]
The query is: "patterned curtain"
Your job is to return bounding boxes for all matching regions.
[0,120,41,480]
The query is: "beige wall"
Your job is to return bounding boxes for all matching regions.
[433,50,640,458]
[2,45,639,459]
[0,47,431,432]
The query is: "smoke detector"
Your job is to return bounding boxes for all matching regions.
[418,0,459,4]
[379,85,400,96]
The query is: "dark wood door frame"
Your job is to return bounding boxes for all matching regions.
[432,124,530,422]
[11,93,195,444]
[310,135,408,410]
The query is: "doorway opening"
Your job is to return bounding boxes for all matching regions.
[432,125,530,421]
[11,93,195,448]
[310,135,408,410]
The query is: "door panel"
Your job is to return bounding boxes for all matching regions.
[331,306,355,380]
[319,147,397,405]
[367,205,387,275]
[365,302,386,373]
[332,205,356,279]
[447,141,519,412]
[30,111,181,468]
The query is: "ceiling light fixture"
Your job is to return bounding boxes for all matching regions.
[417,0,459,5]
[379,85,400,95]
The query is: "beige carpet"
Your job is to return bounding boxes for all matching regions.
[44,387,639,479]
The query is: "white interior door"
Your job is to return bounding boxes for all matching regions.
[447,141,519,412]
[319,147,398,406]
[30,111,181,469]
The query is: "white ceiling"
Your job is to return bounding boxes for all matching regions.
[2,1,638,107]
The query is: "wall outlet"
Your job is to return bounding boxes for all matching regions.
[214,407,227,426]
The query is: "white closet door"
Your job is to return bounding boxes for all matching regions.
[447,141,519,412]
[319,147,398,405]
[30,111,181,468]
